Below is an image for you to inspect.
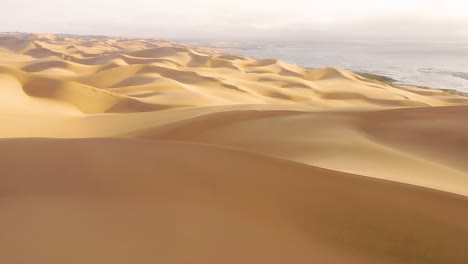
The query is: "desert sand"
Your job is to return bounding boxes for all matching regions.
[0,33,467,264]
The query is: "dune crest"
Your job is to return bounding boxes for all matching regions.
[0,33,467,264]
[1,33,464,110]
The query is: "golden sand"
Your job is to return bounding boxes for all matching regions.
[1,33,467,263]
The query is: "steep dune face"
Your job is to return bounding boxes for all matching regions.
[0,33,468,264]
[0,65,179,114]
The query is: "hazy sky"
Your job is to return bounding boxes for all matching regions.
[2,0,468,40]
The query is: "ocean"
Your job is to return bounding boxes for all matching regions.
[195,40,468,92]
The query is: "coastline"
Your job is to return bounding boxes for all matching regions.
[198,39,468,93]
[356,71,468,98]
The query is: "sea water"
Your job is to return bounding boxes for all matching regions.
[201,40,468,92]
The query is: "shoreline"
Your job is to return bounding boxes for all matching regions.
[2,31,466,96]
[355,71,468,97]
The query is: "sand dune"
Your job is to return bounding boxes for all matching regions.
[1,138,467,264]
[1,34,462,109]
[0,33,467,264]
[121,107,468,196]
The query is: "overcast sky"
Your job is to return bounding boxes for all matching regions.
[2,0,468,41]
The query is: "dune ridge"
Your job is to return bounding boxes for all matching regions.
[1,33,463,110]
[0,33,467,264]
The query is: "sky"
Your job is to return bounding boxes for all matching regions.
[2,0,468,41]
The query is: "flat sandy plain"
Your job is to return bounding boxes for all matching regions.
[1,33,467,263]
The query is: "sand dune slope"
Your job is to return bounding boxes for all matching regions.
[121,106,468,196]
[1,138,467,264]
[1,33,464,110]
[1,33,468,264]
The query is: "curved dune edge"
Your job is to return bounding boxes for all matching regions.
[0,138,467,264]
[1,33,468,264]
[1,33,466,114]
[118,106,468,196]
